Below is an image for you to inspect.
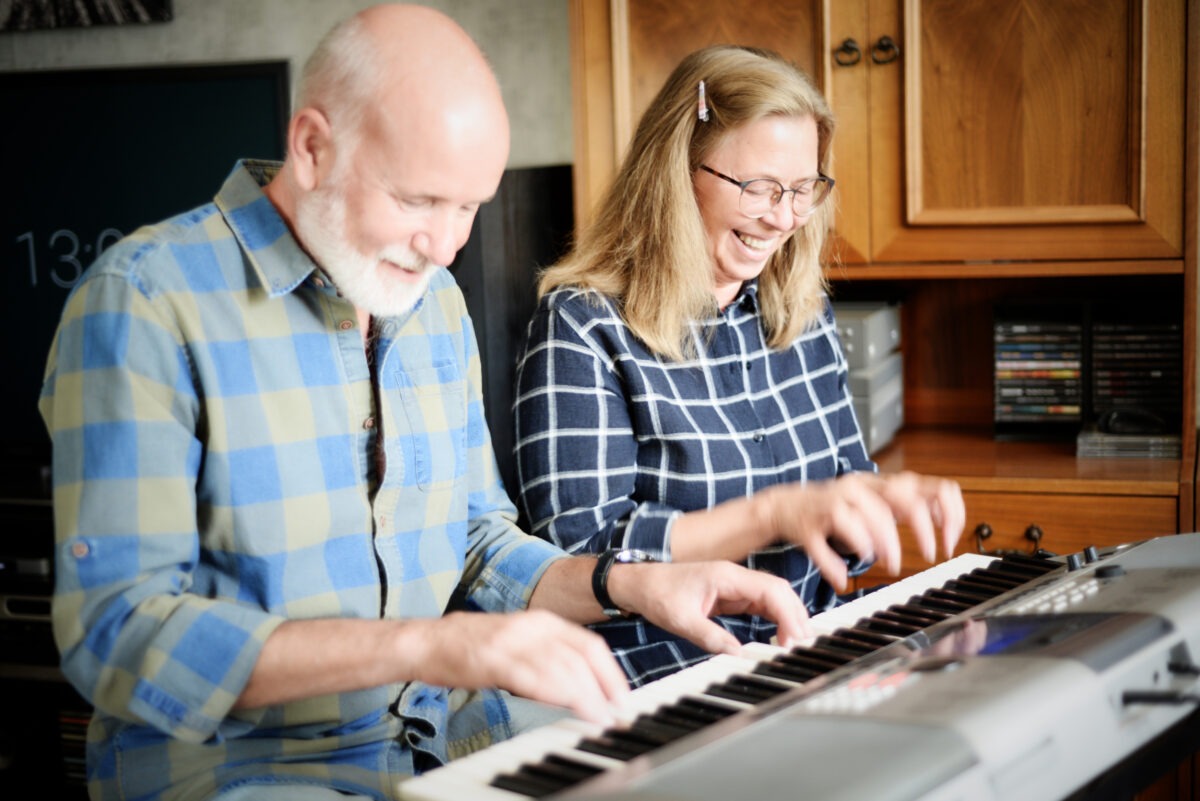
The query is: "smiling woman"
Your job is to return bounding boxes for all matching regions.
[0,0,173,31]
[511,44,965,689]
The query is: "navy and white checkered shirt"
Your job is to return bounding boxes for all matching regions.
[513,283,875,687]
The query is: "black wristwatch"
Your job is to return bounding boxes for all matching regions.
[592,548,657,618]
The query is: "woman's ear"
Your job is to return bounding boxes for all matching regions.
[288,107,334,192]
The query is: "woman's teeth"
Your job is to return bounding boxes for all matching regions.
[737,232,772,251]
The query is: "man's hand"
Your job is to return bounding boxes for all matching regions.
[237,611,631,726]
[241,559,813,725]
[409,609,630,724]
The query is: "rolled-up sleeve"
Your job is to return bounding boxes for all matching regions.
[41,261,284,744]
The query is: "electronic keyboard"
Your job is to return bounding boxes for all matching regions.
[401,534,1200,801]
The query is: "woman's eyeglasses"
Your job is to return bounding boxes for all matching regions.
[699,165,835,219]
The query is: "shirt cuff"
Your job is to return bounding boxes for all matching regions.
[621,504,680,561]
[466,535,571,612]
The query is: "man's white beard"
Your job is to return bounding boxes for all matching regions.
[295,181,436,319]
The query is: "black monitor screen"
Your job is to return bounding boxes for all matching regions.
[1,61,289,498]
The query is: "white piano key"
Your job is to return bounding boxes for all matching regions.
[618,653,764,716]
[402,768,537,801]
[808,553,997,634]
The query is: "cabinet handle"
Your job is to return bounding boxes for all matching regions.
[833,38,862,67]
[974,521,1046,557]
[871,35,901,65]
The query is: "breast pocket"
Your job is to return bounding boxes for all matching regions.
[392,362,468,491]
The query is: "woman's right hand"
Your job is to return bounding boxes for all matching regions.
[757,471,965,591]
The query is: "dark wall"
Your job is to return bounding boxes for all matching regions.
[1,62,289,500]
[447,165,575,505]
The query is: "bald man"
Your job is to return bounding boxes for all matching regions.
[39,5,808,800]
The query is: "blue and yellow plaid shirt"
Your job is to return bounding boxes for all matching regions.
[39,160,567,800]
[513,286,874,687]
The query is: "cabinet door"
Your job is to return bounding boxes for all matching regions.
[569,0,826,223]
[572,0,1186,264]
[831,0,1186,264]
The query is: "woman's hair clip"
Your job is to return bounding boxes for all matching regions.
[698,80,709,122]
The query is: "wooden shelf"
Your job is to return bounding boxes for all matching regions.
[872,426,1185,496]
[825,259,1187,282]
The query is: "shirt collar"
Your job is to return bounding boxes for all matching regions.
[733,279,761,313]
[215,159,317,299]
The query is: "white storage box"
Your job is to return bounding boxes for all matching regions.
[852,373,904,454]
[848,351,903,397]
[833,302,902,370]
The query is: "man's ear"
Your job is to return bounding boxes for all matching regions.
[289,107,334,192]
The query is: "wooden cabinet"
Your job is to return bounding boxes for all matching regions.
[857,429,1182,582]
[571,0,1188,266]
[568,0,1197,543]
[828,0,1186,265]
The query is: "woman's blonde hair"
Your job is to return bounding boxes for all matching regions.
[540,45,836,361]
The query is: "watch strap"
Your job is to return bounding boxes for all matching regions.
[592,548,654,618]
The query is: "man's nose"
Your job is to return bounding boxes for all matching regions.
[412,210,465,267]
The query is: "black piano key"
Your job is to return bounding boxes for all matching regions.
[987,561,1049,580]
[576,733,652,761]
[880,609,942,631]
[627,714,694,743]
[643,709,709,735]
[778,650,845,671]
[967,567,1024,589]
[703,678,781,705]
[804,643,859,665]
[1001,553,1059,573]
[944,578,1004,599]
[600,722,676,749]
[671,696,740,724]
[892,602,951,622]
[490,769,565,797]
[540,754,607,781]
[813,633,876,656]
[735,673,795,694]
[703,683,765,705]
[877,606,936,626]
[861,617,921,637]
[704,674,792,705]
[514,762,592,791]
[927,585,994,605]
[833,626,901,649]
[753,660,820,683]
[913,593,973,614]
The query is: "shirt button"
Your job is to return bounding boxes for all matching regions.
[363,416,376,430]
[70,541,90,558]
[339,320,354,331]
[752,432,765,443]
